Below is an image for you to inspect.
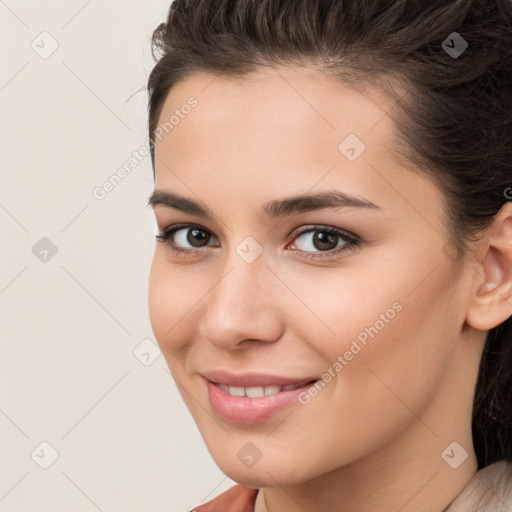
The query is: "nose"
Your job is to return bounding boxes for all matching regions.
[200,253,284,350]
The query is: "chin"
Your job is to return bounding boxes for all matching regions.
[212,453,311,488]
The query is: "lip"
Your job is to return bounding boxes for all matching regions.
[203,375,319,425]
[201,369,318,388]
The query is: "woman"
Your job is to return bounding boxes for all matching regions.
[146,1,512,510]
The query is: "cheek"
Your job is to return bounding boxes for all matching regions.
[148,255,191,357]
[290,262,456,407]
[148,253,215,377]
[283,264,404,353]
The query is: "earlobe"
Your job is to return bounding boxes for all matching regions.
[465,203,512,331]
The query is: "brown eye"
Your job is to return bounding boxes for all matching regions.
[155,224,217,252]
[290,226,358,257]
[300,230,339,251]
[185,227,211,247]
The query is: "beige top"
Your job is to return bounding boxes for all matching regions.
[445,461,512,512]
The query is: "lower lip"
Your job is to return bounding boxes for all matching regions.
[205,378,318,424]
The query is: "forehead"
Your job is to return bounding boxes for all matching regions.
[152,66,444,228]
[155,66,401,173]
[156,66,398,142]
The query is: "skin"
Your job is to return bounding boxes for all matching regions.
[147,65,512,512]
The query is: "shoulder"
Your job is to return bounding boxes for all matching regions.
[445,460,512,512]
[190,484,259,512]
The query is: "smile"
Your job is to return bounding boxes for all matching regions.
[205,378,319,424]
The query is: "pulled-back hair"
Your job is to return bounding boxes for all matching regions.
[147,0,512,476]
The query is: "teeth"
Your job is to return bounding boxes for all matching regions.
[282,384,303,391]
[264,385,282,395]
[217,382,310,397]
[229,386,245,396]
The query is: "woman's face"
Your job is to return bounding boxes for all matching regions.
[148,66,477,487]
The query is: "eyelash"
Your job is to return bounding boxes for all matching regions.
[155,223,360,260]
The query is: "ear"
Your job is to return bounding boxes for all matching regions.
[466,202,512,331]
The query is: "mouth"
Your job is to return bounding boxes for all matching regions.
[204,377,320,424]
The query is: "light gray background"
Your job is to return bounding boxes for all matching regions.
[0,1,236,510]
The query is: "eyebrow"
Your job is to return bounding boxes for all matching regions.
[147,189,381,219]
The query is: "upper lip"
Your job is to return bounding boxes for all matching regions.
[201,369,318,388]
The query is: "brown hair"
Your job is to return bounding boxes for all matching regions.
[147,0,512,474]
